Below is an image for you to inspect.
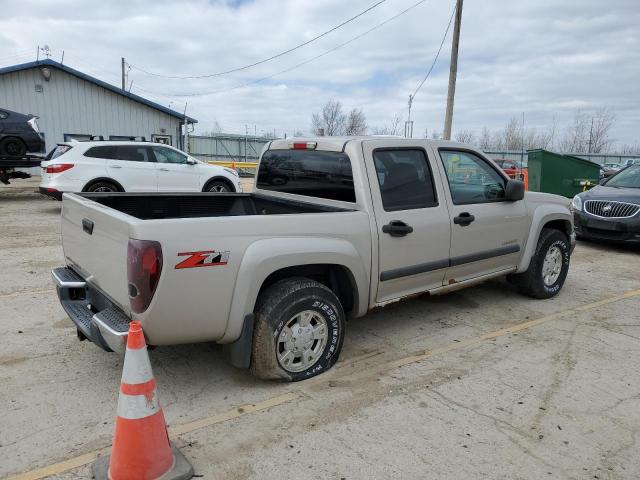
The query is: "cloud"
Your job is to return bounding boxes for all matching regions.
[0,0,638,145]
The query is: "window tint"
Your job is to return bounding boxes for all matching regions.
[152,146,187,164]
[257,150,355,202]
[606,165,640,188]
[115,146,153,162]
[84,146,117,159]
[440,150,506,204]
[373,149,437,211]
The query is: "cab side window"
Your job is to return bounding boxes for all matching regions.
[373,149,438,211]
[153,146,187,164]
[439,150,506,204]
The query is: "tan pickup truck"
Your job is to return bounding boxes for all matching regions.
[52,137,575,381]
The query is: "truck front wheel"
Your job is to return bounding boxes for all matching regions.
[508,228,571,299]
[251,278,345,382]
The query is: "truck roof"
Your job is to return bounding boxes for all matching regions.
[268,136,471,152]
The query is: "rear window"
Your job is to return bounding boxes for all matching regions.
[257,150,355,202]
[48,144,73,160]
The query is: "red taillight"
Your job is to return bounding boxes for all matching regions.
[46,163,74,174]
[290,142,317,150]
[127,239,163,314]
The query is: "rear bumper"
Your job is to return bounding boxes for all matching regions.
[52,266,130,354]
[39,187,63,200]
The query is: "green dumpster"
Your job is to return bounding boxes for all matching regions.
[527,149,600,198]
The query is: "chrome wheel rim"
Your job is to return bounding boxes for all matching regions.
[277,310,328,373]
[542,246,563,286]
[93,186,115,192]
[208,184,228,192]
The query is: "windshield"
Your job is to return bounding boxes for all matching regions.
[605,165,640,188]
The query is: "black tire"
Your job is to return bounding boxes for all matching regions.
[0,137,26,158]
[508,228,571,299]
[205,180,234,193]
[251,278,345,382]
[85,181,120,193]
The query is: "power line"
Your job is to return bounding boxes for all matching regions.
[411,2,455,98]
[130,0,388,79]
[132,0,431,98]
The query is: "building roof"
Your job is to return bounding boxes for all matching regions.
[0,59,197,123]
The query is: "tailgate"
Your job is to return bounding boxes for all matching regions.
[61,193,133,313]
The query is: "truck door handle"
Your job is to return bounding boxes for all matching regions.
[110,165,122,169]
[382,220,413,237]
[158,167,169,172]
[453,212,475,226]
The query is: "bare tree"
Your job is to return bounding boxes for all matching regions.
[201,119,224,136]
[311,99,346,136]
[559,111,589,152]
[454,129,475,144]
[479,127,493,149]
[617,143,640,155]
[371,114,403,136]
[293,130,305,137]
[344,108,367,136]
[589,107,615,153]
[503,117,523,150]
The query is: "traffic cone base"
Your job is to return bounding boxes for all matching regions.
[91,321,193,480]
[92,442,194,480]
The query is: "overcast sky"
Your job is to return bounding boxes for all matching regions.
[0,0,638,147]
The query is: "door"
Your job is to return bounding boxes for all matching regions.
[107,145,158,192]
[436,148,529,283]
[363,142,452,304]
[152,146,200,191]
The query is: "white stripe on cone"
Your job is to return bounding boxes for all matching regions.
[117,390,161,420]
[121,346,154,385]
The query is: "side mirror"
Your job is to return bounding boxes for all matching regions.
[186,158,197,165]
[598,177,607,185]
[505,179,525,201]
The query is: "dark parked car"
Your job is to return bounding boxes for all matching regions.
[572,165,640,243]
[0,108,45,158]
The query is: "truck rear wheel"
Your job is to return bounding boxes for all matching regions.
[508,228,570,299]
[251,278,345,382]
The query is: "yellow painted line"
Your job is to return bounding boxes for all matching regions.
[6,289,640,480]
[386,288,640,372]
[4,392,300,480]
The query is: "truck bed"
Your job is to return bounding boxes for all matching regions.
[79,192,352,220]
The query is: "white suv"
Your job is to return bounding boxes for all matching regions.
[39,140,242,199]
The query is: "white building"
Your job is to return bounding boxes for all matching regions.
[0,59,196,153]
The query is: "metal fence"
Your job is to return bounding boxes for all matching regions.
[484,150,640,167]
[188,134,270,163]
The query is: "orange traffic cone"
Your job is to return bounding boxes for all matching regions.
[92,321,193,480]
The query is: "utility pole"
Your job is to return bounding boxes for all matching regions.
[121,57,126,91]
[183,103,189,153]
[244,125,248,162]
[443,0,464,140]
[405,94,414,138]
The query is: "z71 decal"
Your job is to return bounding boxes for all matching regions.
[175,250,230,269]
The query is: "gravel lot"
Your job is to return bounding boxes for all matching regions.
[2,178,640,480]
